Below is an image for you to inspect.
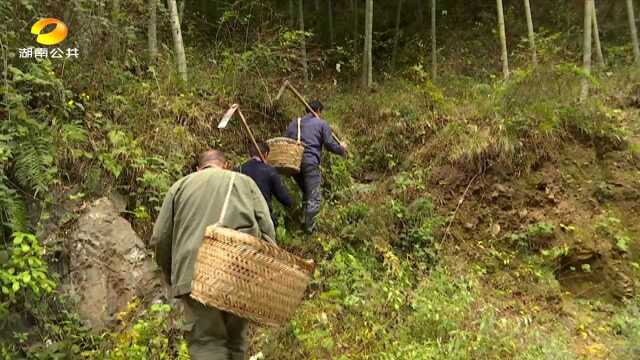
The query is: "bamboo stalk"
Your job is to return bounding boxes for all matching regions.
[581,0,594,101]
[592,1,605,67]
[626,0,640,62]
[496,0,510,79]
[524,0,537,65]
[431,0,437,80]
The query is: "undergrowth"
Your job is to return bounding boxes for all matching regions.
[331,64,638,177]
[3,58,638,358]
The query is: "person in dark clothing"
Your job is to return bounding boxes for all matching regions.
[238,142,293,227]
[285,100,347,233]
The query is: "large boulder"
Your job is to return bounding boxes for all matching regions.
[65,197,162,329]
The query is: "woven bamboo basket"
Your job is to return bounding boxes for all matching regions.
[191,226,315,327]
[266,137,304,176]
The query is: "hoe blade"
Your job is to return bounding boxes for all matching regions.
[218,104,239,129]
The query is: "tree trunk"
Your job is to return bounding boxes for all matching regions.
[392,0,404,70]
[626,0,640,62]
[362,0,373,87]
[354,0,359,48]
[592,1,605,67]
[581,0,594,101]
[148,0,158,61]
[178,0,186,24]
[523,0,537,65]
[417,0,425,30]
[112,0,120,59]
[431,0,437,80]
[496,0,509,79]
[168,0,188,82]
[299,0,309,87]
[289,0,295,27]
[328,0,335,47]
[314,0,320,12]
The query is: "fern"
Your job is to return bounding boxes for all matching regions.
[0,175,28,240]
[13,140,56,196]
[0,34,72,240]
[60,123,88,146]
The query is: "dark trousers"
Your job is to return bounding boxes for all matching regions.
[293,164,322,232]
[181,297,249,360]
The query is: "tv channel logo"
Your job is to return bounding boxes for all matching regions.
[19,18,79,59]
[31,18,68,45]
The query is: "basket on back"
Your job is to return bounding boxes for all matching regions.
[191,226,315,326]
[267,118,304,175]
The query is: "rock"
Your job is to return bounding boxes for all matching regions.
[38,185,85,246]
[108,191,129,214]
[64,197,162,330]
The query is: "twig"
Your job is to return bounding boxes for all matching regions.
[151,67,161,93]
[442,173,480,244]
[1,37,8,123]
[254,65,271,107]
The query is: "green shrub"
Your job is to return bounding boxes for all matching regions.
[612,297,640,358]
[320,200,388,247]
[323,157,354,200]
[0,233,55,315]
[101,301,190,360]
[392,168,428,200]
[0,233,89,359]
[390,197,444,258]
[405,270,475,343]
[342,203,370,225]
[507,222,555,251]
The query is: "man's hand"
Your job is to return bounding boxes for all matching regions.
[340,141,349,153]
[263,234,277,246]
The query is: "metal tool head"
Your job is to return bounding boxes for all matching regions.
[218,104,239,129]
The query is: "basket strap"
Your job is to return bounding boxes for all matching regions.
[215,172,236,226]
[297,117,301,144]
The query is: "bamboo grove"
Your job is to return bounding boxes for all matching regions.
[146,0,640,91]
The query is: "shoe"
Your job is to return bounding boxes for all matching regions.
[304,222,316,235]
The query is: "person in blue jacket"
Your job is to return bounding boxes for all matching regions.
[285,100,347,233]
[238,142,293,227]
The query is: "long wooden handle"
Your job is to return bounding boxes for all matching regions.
[285,82,344,145]
[237,108,266,162]
[275,80,290,101]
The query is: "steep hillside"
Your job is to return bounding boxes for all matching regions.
[252,73,640,359]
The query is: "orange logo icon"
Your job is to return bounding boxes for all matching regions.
[31,18,68,45]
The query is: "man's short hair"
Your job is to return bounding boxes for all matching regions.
[248,142,269,158]
[198,149,226,167]
[308,100,324,113]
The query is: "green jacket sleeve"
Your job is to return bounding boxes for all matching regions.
[151,184,177,282]
[249,180,276,244]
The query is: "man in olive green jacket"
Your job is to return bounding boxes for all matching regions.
[151,149,275,360]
